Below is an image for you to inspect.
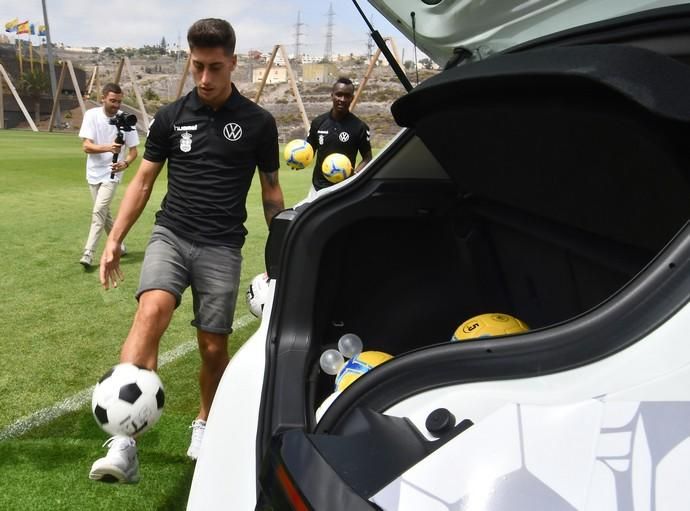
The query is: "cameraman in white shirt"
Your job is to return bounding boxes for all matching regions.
[78,83,139,268]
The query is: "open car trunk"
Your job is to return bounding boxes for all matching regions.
[305,43,690,411]
[258,43,690,509]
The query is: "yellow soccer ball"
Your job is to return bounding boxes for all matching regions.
[322,153,353,183]
[452,313,529,341]
[284,139,314,170]
[334,350,393,392]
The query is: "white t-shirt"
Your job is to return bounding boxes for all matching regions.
[79,107,140,184]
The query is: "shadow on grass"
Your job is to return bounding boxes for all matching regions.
[74,251,144,275]
[1,408,197,511]
[119,251,144,266]
[79,263,97,274]
[155,460,195,511]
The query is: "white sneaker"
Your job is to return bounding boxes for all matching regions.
[120,243,127,256]
[89,436,139,483]
[79,250,93,268]
[187,419,206,460]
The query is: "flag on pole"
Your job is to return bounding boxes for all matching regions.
[4,18,18,32]
[16,20,30,35]
[38,24,47,36]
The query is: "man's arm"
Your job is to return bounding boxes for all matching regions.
[82,138,122,155]
[259,170,285,226]
[100,158,164,289]
[111,146,139,174]
[354,149,372,173]
[126,146,138,162]
[354,123,373,173]
[305,115,320,150]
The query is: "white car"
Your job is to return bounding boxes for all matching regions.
[187,1,690,509]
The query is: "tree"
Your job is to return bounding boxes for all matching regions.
[17,70,51,124]
[160,36,167,54]
[419,57,433,70]
[143,87,160,101]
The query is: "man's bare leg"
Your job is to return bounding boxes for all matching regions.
[196,330,230,420]
[120,289,177,370]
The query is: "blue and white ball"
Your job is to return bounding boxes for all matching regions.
[284,139,314,170]
[322,153,353,183]
[334,351,393,392]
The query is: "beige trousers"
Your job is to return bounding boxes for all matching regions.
[84,181,118,254]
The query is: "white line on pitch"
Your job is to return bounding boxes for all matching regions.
[0,314,256,442]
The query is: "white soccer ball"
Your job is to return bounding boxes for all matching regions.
[91,363,165,437]
[315,390,342,422]
[246,272,270,318]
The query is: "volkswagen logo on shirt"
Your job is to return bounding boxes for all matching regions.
[339,132,350,142]
[223,122,243,141]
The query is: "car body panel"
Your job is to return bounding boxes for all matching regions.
[186,281,275,510]
[372,301,690,509]
[186,2,690,510]
[367,0,690,64]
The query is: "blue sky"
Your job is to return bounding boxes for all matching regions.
[0,0,415,60]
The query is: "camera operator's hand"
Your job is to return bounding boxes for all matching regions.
[100,238,124,290]
[110,160,130,173]
[111,142,123,154]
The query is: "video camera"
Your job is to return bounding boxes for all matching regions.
[109,112,137,132]
[109,112,138,178]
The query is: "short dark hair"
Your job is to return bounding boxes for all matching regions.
[187,18,236,55]
[333,77,354,91]
[102,83,122,96]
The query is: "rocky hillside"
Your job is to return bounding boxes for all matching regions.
[239,74,411,146]
[15,48,439,147]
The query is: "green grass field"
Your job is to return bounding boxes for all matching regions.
[0,130,315,510]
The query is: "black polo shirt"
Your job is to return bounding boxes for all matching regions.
[306,111,371,191]
[144,85,279,247]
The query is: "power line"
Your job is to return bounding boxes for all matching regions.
[293,10,305,62]
[323,1,334,62]
[366,12,374,59]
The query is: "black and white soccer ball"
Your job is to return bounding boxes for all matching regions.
[91,363,165,437]
[246,272,270,318]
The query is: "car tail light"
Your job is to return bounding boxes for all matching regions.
[275,463,311,511]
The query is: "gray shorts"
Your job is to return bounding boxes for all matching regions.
[136,225,242,334]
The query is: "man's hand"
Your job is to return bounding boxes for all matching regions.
[100,239,124,289]
[110,160,129,174]
[111,142,123,154]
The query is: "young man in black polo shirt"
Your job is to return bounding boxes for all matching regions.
[306,77,372,197]
[89,18,284,483]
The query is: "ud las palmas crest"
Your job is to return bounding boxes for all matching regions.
[180,132,193,152]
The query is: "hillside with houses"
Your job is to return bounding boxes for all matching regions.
[1,40,439,147]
